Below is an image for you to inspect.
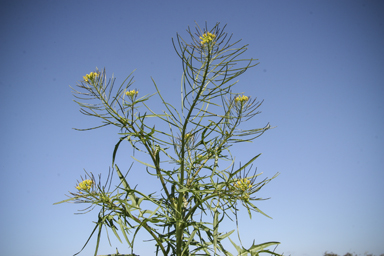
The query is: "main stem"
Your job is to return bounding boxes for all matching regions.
[175,46,212,256]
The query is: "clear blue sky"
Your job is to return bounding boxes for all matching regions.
[1,1,383,256]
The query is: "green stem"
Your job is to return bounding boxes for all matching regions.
[176,44,212,256]
[107,201,167,256]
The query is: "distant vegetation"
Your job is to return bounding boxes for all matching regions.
[323,252,384,256]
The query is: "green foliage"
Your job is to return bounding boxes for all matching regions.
[324,252,339,256]
[55,23,280,256]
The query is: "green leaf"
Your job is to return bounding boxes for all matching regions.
[117,217,132,247]
[131,156,155,169]
[229,237,242,254]
[182,229,197,254]
[248,241,280,253]
[230,153,262,179]
[115,164,131,190]
[111,224,122,243]
[53,197,76,205]
[213,210,219,254]
[112,135,129,166]
[73,221,100,256]
[247,201,272,219]
[94,218,103,256]
[218,229,235,240]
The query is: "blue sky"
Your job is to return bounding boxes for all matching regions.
[1,1,383,256]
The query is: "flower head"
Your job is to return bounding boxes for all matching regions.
[199,32,216,45]
[241,193,250,202]
[233,178,252,192]
[125,89,139,98]
[232,177,253,202]
[76,179,94,191]
[185,133,192,141]
[235,95,249,103]
[83,72,99,83]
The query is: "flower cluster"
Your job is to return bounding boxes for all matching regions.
[76,179,94,191]
[83,72,99,83]
[234,178,252,191]
[125,89,139,97]
[185,133,192,141]
[233,178,253,202]
[199,32,216,45]
[235,95,249,103]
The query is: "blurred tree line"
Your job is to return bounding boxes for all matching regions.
[323,252,384,256]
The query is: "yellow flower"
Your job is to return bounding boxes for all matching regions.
[232,178,253,202]
[125,89,139,97]
[185,133,192,140]
[233,178,252,191]
[83,72,99,83]
[76,179,94,191]
[100,194,111,204]
[200,32,216,45]
[235,95,249,103]
[241,193,250,202]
